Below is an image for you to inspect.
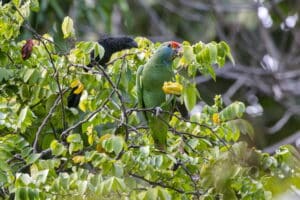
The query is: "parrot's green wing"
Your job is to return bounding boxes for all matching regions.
[135,44,179,151]
[136,65,147,124]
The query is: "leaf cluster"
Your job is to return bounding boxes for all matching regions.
[0,1,299,199]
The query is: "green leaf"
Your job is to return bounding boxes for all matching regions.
[219,102,245,121]
[27,188,39,200]
[140,146,150,156]
[20,85,30,100]
[17,106,34,133]
[66,134,82,143]
[153,155,163,168]
[77,180,88,194]
[26,153,41,164]
[182,42,195,64]
[207,42,217,64]
[76,41,95,54]
[111,136,124,155]
[114,177,127,191]
[196,46,210,65]
[16,173,32,186]
[113,163,124,177]
[31,169,48,185]
[61,16,75,39]
[145,188,158,200]
[23,68,35,83]
[158,187,171,200]
[226,119,254,140]
[15,187,29,200]
[69,41,101,65]
[206,64,216,81]
[0,68,13,81]
[50,140,66,156]
[183,83,197,111]
[219,41,235,65]
[30,0,40,12]
[102,138,114,153]
[93,42,105,61]
[69,142,83,154]
[12,0,21,7]
[19,1,31,18]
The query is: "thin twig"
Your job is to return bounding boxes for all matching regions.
[128,172,202,195]
[95,62,130,141]
[33,90,67,152]
[60,90,115,138]
[14,7,67,130]
[38,39,67,130]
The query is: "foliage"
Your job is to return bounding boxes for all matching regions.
[0,1,299,199]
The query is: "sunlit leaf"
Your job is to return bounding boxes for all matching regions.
[66,134,82,143]
[61,16,75,39]
[219,102,245,121]
[50,140,66,156]
[183,83,197,111]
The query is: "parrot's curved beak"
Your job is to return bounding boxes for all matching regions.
[174,45,183,57]
[169,41,183,58]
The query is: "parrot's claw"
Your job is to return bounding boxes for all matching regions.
[154,107,163,116]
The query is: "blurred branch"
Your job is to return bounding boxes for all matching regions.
[263,131,300,153]
[223,78,245,105]
[156,1,203,22]
[128,172,203,195]
[268,106,300,134]
[179,0,255,12]
[267,110,293,134]
[137,0,174,36]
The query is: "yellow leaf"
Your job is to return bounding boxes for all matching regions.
[88,135,94,145]
[87,125,93,135]
[72,155,85,164]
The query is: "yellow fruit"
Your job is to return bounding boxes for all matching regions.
[212,113,220,124]
[162,81,183,95]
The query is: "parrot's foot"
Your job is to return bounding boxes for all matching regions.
[154,107,163,116]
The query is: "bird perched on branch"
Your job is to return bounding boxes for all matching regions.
[90,36,138,68]
[67,36,138,108]
[136,41,182,150]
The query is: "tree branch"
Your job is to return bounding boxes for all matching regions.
[128,172,203,195]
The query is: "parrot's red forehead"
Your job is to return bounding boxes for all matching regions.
[169,41,181,49]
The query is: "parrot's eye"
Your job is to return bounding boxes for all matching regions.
[167,43,171,48]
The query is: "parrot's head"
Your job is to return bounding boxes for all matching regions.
[155,41,182,62]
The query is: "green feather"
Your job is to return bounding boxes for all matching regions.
[136,44,176,150]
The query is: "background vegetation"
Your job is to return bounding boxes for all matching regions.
[1,0,300,199]
[19,0,300,151]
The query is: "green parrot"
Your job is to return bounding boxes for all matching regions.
[136,41,182,150]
